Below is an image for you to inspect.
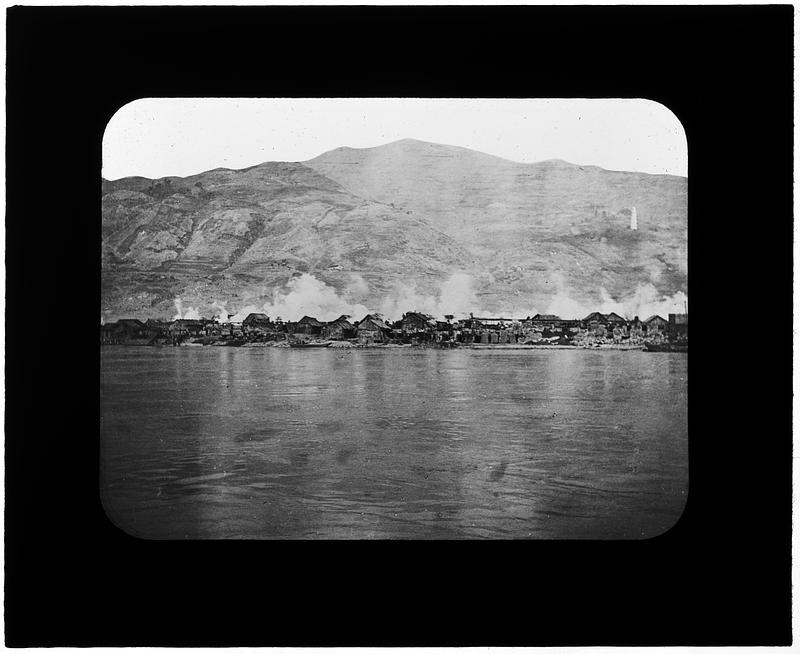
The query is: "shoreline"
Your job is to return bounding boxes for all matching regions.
[103,341,668,352]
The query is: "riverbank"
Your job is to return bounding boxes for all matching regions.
[246,341,648,350]
[106,340,675,351]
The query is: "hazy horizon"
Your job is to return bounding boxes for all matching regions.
[103,98,688,180]
[102,136,688,183]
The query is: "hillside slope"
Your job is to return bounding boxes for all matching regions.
[102,161,468,319]
[306,139,688,310]
[102,140,687,320]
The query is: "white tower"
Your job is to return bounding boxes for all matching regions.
[630,206,638,231]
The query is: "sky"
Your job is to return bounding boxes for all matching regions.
[102,98,687,180]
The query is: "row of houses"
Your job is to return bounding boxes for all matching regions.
[101,310,688,345]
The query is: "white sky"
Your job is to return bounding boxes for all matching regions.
[102,98,688,180]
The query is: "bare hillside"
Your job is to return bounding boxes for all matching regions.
[102,140,687,319]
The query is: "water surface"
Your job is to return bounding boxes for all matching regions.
[100,347,688,539]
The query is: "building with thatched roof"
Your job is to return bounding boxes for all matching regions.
[242,313,274,331]
[605,312,626,325]
[530,313,563,330]
[295,316,325,335]
[582,311,606,325]
[115,319,148,339]
[644,315,669,333]
[169,319,205,337]
[242,313,272,333]
[463,315,515,330]
[322,315,355,340]
[100,321,119,344]
[355,314,390,343]
[100,319,149,344]
[399,311,436,334]
[142,319,170,338]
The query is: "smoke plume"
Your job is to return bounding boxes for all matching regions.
[226,274,372,323]
[171,274,687,325]
[546,284,688,320]
[172,297,201,320]
[379,272,482,319]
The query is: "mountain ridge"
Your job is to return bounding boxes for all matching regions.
[102,140,687,321]
[103,138,687,184]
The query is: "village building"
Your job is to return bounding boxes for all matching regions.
[669,313,688,338]
[196,318,219,336]
[435,320,455,342]
[582,311,606,326]
[242,313,272,334]
[100,321,122,344]
[202,321,225,337]
[581,312,607,337]
[582,311,626,335]
[627,316,645,341]
[355,313,390,344]
[399,311,436,334]
[142,319,170,341]
[221,322,244,337]
[295,316,325,336]
[115,318,147,338]
[458,314,481,331]
[144,318,169,332]
[322,315,355,340]
[169,319,205,338]
[470,316,515,330]
[530,314,563,331]
[99,318,150,343]
[643,315,669,334]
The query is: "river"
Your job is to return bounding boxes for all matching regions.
[100,346,688,539]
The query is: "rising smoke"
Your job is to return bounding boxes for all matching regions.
[378,272,481,320]
[172,273,687,323]
[226,273,373,323]
[545,284,688,321]
[172,297,201,321]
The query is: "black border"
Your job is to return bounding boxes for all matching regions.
[5,5,793,646]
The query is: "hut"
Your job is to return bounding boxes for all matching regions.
[198,318,219,335]
[100,321,119,344]
[243,313,272,334]
[113,319,148,341]
[668,313,688,338]
[399,311,436,334]
[169,319,205,338]
[144,319,170,339]
[530,313,563,331]
[322,315,355,340]
[295,316,325,336]
[230,322,245,337]
[643,315,669,334]
[459,314,482,331]
[582,312,607,328]
[355,313,390,344]
[471,316,514,330]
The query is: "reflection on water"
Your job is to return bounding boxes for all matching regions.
[100,347,688,539]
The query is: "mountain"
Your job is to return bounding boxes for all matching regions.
[101,140,687,320]
[306,139,687,309]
